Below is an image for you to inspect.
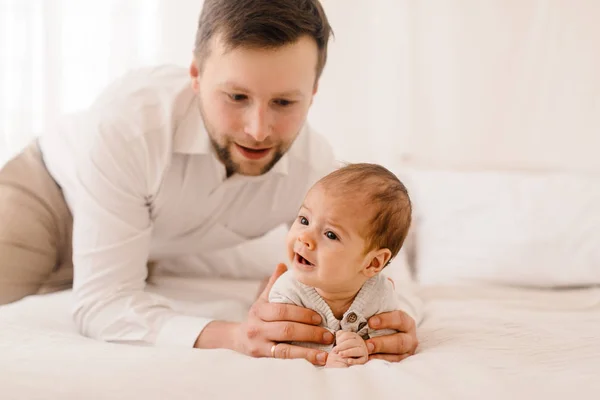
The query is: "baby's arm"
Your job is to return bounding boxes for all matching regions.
[326,331,369,368]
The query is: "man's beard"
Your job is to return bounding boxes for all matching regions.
[208,136,285,177]
[197,96,290,177]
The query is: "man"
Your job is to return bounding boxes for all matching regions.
[0,0,420,366]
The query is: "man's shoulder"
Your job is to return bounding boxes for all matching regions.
[43,65,194,171]
[103,65,190,95]
[56,65,190,122]
[69,65,195,146]
[92,65,192,112]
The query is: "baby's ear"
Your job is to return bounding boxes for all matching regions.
[364,248,392,277]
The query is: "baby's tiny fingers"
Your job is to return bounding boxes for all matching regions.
[339,346,368,359]
[332,338,362,352]
[336,331,360,343]
[346,355,369,366]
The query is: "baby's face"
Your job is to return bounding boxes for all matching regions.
[286,185,376,294]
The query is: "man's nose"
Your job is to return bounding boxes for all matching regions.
[244,104,272,143]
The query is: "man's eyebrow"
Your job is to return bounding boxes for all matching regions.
[220,81,250,93]
[220,81,304,98]
[274,90,304,98]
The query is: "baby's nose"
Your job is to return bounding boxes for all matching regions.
[298,232,316,250]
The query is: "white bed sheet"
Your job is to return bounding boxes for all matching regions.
[1,277,599,400]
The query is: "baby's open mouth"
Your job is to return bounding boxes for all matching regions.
[296,253,314,267]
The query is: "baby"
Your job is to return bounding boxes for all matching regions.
[269,163,413,368]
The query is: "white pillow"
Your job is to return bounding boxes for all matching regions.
[400,168,600,288]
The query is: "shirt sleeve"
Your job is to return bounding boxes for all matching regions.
[69,115,209,348]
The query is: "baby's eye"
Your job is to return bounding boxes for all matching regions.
[325,231,338,241]
[299,216,309,225]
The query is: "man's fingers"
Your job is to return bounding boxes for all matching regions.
[266,321,334,345]
[368,353,412,363]
[254,277,270,300]
[366,332,416,355]
[387,277,396,290]
[259,263,288,301]
[257,302,322,326]
[367,310,418,355]
[272,343,328,366]
[369,310,415,333]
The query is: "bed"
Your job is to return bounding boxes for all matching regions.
[1,279,599,399]
[1,168,599,399]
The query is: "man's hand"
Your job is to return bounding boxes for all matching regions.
[328,331,368,367]
[196,263,334,366]
[365,310,419,362]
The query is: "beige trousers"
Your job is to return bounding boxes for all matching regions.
[0,141,74,304]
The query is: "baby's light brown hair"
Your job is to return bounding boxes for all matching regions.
[316,163,412,265]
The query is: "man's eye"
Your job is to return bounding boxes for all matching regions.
[299,216,309,225]
[229,94,248,102]
[274,99,293,107]
[325,231,338,240]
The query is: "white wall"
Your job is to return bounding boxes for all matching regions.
[406,0,600,174]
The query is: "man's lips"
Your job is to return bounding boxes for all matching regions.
[235,143,273,160]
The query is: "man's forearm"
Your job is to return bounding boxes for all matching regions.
[194,320,239,350]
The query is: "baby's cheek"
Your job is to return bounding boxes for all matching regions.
[285,228,296,261]
[323,250,348,273]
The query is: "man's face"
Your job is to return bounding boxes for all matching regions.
[190,35,319,176]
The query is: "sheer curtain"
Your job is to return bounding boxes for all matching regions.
[2,1,599,172]
[0,0,174,164]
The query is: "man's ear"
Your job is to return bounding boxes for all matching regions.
[189,58,201,93]
[363,248,392,277]
[309,81,319,106]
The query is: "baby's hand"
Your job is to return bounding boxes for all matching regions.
[324,351,349,368]
[331,331,369,366]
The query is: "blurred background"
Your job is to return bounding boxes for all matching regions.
[1,0,599,173]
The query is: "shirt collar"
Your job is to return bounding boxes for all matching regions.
[173,96,291,178]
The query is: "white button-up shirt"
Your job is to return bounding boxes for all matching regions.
[39,66,337,348]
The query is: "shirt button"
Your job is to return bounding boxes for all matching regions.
[346,312,358,323]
